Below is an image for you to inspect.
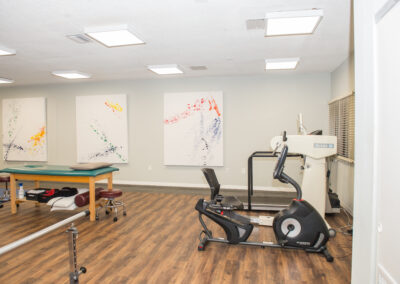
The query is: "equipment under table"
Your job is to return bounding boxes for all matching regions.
[0,165,119,221]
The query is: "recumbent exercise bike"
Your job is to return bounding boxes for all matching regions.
[195,141,334,262]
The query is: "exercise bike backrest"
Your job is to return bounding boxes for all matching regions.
[273,145,288,181]
[273,144,302,200]
[201,168,220,200]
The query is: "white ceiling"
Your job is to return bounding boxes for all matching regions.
[0,0,352,86]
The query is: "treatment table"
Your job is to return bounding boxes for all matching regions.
[0,165,119,221]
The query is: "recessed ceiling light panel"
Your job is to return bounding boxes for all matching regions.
[265,58,299,70]
[0,78,14,84]
[0,45,16,56]
[85,25,144,47]
[147,64,183,75]
[265,9,323,36]
[52,71,91,79]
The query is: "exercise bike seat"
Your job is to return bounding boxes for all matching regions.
[220,196,243,209]
[202,168,244,210]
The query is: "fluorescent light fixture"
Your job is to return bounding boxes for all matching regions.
[85,25,144,47]
[0,45,16,56]
[0,78,14,84]
[52,71,91,79]
[265,58,299,70]
[265,9,323,36]
[147,64,183,75]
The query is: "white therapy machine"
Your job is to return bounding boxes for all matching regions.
[270,133,337,222]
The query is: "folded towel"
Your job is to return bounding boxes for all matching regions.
[47,187,104,210]
[48,188,89,211]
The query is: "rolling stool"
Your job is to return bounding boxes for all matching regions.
[0,173,11,209]
[96,189,126,222]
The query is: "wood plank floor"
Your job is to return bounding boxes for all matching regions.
[0,191,352,283]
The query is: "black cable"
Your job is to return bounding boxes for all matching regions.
[199,230,206,241]
[332,207,353,236]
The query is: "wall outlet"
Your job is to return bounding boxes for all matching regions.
[241,168,246,174]
[148,165,152,171]
[225,167,230,172]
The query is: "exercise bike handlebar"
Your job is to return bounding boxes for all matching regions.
[282,130,287,142]
[273,145,302,200]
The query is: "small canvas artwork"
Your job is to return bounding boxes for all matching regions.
[76,94,128,163]
[2,97,47,161]
[164,91,223,166]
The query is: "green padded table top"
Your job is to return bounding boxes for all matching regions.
[0,165,119,176]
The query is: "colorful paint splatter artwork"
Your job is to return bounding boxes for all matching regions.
[2,97,47,161]
[28,126,46,155]
[164,92,223,166]
[76,94,128,163]
[88,121,127,162]
[28,127,46,147]
[105,100,123,113]
[164,97,221,125]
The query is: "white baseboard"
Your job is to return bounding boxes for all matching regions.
[95,179,295,193]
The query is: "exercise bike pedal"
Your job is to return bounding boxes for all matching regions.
[198,236,209,251]
[198,240,207,251]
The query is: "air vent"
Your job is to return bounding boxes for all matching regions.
[190,66,207,71]
[246,19,265,30]
[66,34,93,44]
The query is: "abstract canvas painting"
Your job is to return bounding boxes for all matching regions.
[2,97,47,161]
[76,94,128,163]
[164,91,223,166]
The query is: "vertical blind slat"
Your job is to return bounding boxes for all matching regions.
[329,94,355,159]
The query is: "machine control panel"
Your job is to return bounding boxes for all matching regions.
[313,143,335,149]
[270,135,337,159]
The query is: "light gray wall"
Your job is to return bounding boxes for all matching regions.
[331,55,354,100]
[352,0,378,282]
[375,2,400,283]
[0,73,330,188]
[330,54,355,214]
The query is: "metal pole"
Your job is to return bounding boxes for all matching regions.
[0,210,89,256]
[247,155,253,211]
[67,223,79,283]
[67,223,86,284]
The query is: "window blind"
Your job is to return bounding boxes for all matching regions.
[329,93,355,160]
